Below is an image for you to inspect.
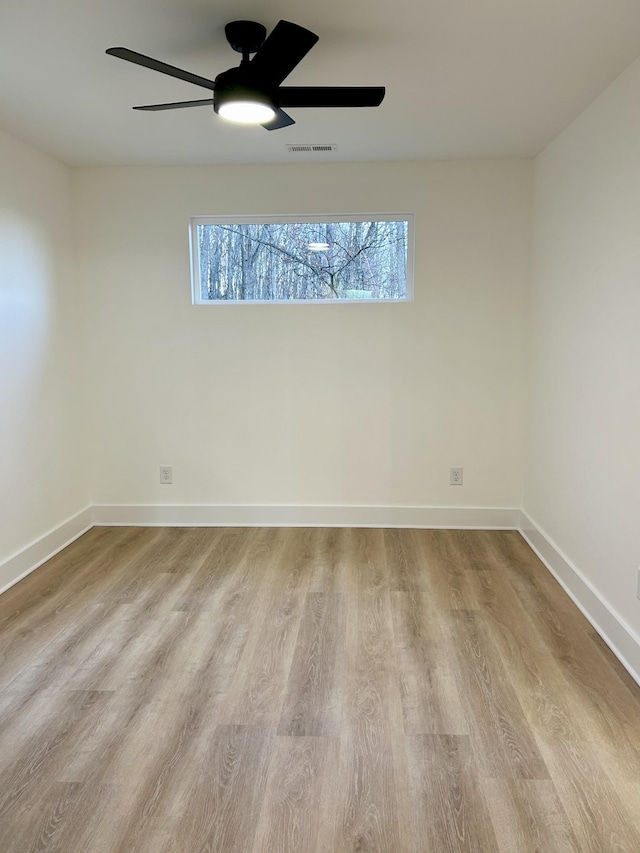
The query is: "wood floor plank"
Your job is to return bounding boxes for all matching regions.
[0,527,130,631]
[0,780,84,853]
[0,527,639,852]
[61,691,210,851]
[391,589,467,735]
[221,529,314,726]
[0,689,113,830]
[335,670,406,853]
[447,609,551,780]
[532,609,640,776]
[0,527,162,691]
[171,527,251,612]
[351,527,395,673]
[307,527,352,594]
[497,530,581,616]
[481,566,640,784]
[407,734,498,853]
[414,529,479,610]
[448,529,500,572]
[91,527,220,608]
[169,724,273,853]
[88,693,224,851]
[587,628,640,701]
[278,592,346,736]
[0,568,197,722]
[467,563,640,850]
[335,522,417,849]
[492,643,640,852]
[483,778,579,852]
[613,781,640,833]
[388,529,469,736]
[252,736,339,853]
[383,528,419,592]
[535,728,640,852]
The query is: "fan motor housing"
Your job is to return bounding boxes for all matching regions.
[213,67,277,114]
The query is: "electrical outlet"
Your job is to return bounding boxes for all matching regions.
[450,466,463,486]
[160,465,173,485]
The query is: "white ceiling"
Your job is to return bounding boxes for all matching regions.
[1,0,640,166]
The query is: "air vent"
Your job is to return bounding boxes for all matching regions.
[286,144,338,153]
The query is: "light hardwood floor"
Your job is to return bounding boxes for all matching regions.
[0,527,639,852]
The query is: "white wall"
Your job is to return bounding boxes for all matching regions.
[74,160,531,512]
[0,129,89,574]
[525,58,640,633]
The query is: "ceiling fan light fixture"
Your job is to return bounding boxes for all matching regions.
[218,100,275,124]
[215,85,276,124]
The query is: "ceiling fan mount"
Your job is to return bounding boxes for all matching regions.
[106,19,385,131]
[224,21,267,59]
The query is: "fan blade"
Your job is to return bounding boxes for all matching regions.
[106,47,216,91]
[133,99,214,111]
[249,21,318,85]
[262,108,296,130]
[278,86,385,108]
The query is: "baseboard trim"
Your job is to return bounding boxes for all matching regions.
[0,507,94,596]
[92,503,520,530]
[519,510,640,687]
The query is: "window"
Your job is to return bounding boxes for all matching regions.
[190,214,413,303]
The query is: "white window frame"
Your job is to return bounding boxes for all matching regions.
[189,212,415,305]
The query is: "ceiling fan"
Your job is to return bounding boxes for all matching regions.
[106,20,385,130]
